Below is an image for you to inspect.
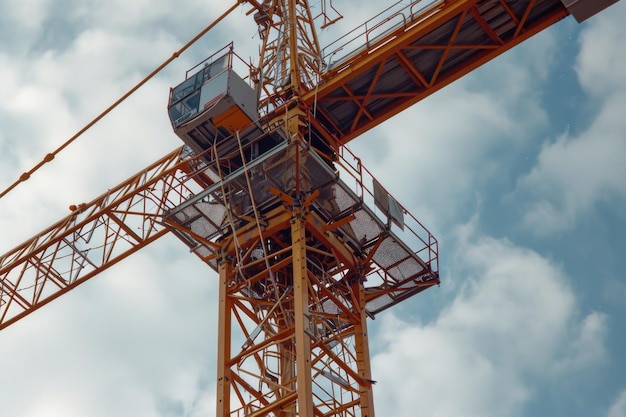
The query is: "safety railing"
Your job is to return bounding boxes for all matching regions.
[334,144,439,273]
[321,0,443,72]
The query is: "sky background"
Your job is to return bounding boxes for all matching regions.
[1,1,625,416]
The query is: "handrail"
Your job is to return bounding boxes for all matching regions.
[335,145,439,273]
[321,0,443,72]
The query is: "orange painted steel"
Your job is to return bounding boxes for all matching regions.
[250,0,323,114]
[164,134,439,416]
[304,0,570,145]
[0,147,208,331]
[0,1,591,416]
[0,0,571,332]
[212,178,376,417]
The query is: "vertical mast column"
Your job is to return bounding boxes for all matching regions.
[354,279,375,417]
[291,210,314,417]
[216,261,232,417]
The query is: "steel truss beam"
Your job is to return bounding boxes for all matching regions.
[0,147,212,330]
[215,192,376,417]
[305,0,570,145]
[173,133,438,417]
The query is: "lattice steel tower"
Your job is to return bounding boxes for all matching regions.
[165,2,438,415]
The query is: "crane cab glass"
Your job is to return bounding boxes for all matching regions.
[167,46,259,158]
[168,54,230,128]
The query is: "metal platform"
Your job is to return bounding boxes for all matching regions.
[164,128,439,317]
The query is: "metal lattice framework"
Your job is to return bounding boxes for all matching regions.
[163,133,439,416]
[0,148,209,330]
[4,0,618,415]
[247,0,324,113]
[214,208,377,417]
[305,0,570,145]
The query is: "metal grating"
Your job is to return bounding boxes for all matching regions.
[164,132,439,316]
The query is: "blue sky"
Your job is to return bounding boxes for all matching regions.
[1,1,625,416]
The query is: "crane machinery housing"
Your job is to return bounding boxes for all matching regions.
[0,0,620,416]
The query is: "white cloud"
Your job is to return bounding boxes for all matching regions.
[519,94,626,235]
[2,0,53,50]
[371,222,607,417]
[0,4,229,414]
[576,1,626,98]
[347,28,557,232]
[608,390,626,417]
[0,236,219,417]
[0,1,621,417]
[0,8,199,251]
[517,1,626,236]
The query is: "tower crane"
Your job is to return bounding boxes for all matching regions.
[0,0,619,416]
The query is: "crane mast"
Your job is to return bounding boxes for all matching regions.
[251,0,323,111]
[164,2,438,415]
[0,0,620,416]
[163,111,439,416]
